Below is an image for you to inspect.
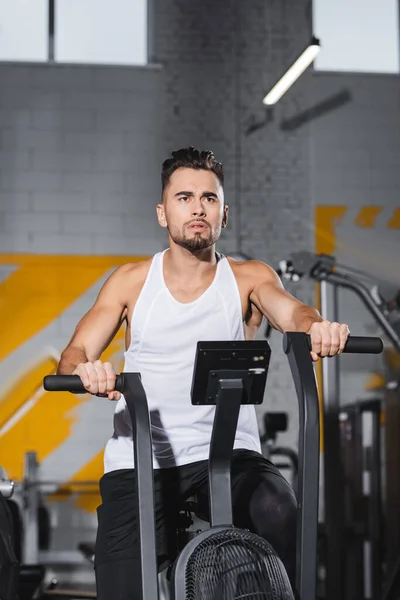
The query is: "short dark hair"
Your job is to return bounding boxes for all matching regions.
[161,147,224,193]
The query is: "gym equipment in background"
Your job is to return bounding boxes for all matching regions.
[0,469,14,500]
[19,451,97,568]
[43,332,383,600]
[260,412,299,492]
[339,399,383,600]
[276,252,400,353]
[276,251,400,600]
[0,467,46,600]
[0,469,19,600]
[4,457,98,598]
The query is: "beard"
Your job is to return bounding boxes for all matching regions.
[168,222,221,252]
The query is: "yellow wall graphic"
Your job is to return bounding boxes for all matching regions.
[0,253,147,512]
[315,204,400,255]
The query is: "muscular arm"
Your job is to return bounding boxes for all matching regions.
[248,260,323,333]
[57,265,131,375]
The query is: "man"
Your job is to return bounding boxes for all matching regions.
[58,147,349,599]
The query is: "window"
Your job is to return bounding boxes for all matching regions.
[313,0,399,73]
[0,0,48,62]
[0,0,148,65]
[55,0,147,66]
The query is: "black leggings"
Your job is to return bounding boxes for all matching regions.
[95,449,297,599]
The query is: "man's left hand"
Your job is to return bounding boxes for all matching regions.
[308,320,350,362]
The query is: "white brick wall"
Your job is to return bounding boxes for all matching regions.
[0,62,165,256]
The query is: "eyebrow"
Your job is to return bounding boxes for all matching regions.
[174,190,219,198]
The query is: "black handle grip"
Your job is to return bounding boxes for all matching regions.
[43,374,124,393]
[307,334,383,354]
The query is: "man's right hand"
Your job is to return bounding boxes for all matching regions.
[73,361,121,401]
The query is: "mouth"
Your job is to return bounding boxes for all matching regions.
[188,222,207,231]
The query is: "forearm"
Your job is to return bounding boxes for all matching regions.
[288,303,324,333]
[57,346,89,375]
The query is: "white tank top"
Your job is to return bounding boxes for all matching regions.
[103,250,262,473]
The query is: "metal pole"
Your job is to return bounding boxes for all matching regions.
[320,281,345,600]
[23,451,40,564]
[364,401,383,598]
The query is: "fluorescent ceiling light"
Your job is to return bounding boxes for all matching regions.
[263,37,321,105]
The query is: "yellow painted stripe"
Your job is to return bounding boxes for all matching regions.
[384,347,400,371]
[387,207,400,229]
[0,389,84,480]
[0,254,149,362]
[354,206,383,228]
[315,206,347,257]
[0,357,57,429]
[364,372,386,391]
[0,264,107,362]
[1,331,126,481]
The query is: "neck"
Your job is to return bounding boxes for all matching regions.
[164,244,217,278]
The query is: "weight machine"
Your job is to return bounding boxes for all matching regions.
[277,251,400,600]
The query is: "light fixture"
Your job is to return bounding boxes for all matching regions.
[262,37,321,106]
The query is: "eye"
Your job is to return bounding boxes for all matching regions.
[206,196,216,202]
[179,196,188,202]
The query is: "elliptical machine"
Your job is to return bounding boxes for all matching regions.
[44,332,383,599]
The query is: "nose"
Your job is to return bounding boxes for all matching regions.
[191,198,206,218]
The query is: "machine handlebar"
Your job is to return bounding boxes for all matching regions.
[43,335,383,394]
[43,373,125,393]
[307,334,383,355]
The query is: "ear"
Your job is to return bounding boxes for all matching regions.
[221,205,229,229]
[156,203,168,228]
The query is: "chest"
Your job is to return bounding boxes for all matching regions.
[164,280,215,304]
[135,290,234,356]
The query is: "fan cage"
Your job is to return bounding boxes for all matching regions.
[184,527,294,599]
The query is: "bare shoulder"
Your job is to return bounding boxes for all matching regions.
[112,259,153,282]
[99,258,153,300]
[226,257,280,286]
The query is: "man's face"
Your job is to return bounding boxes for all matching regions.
[157,168,228,252]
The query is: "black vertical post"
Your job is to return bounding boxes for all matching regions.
[208,379,243,526]
[283,332,320,600]
[320,281,345,600]
[48,0,55,62]
[122,373,159,600]
[341,405,363,599]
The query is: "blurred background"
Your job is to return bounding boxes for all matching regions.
[0,0,399,598]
